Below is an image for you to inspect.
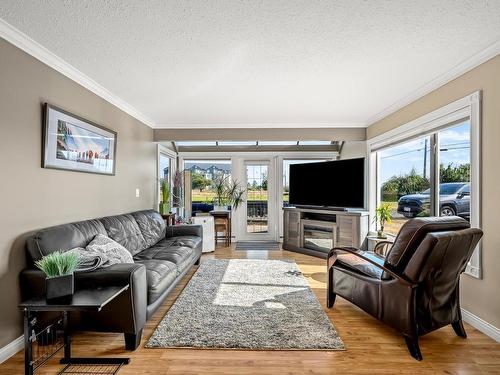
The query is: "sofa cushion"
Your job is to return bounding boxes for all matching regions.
[131,210,166,248]
[133,239,196,275]
[99,214,147,255]
[134,259,177,304]
[26,219,107,261]
[167,235,202,250]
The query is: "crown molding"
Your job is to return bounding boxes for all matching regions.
[367,39,500,126]
[0,18,156,128]
[153,122,367,129]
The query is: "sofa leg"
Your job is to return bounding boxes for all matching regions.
[327,267,336,308]
[452,320,467,338]
[124,329,143,350]
[404,335,423,361]
[194,256,201,265]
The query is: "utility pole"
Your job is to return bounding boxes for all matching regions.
[423,138,428,178]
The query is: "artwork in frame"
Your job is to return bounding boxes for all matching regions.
[42,103,117,175]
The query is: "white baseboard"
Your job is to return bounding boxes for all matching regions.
[0,335,23,364]
[462,308,500,342]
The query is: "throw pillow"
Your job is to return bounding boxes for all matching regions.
[85,234,134,267]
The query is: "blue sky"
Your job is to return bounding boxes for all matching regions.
[379,121,470,184]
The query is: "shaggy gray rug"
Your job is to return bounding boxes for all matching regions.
[146,259,344,350]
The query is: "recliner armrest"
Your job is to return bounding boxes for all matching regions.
[328,247,415,286]
[165,224,203,239]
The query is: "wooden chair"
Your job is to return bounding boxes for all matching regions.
[211,211,231,247]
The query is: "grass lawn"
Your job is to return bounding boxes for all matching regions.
[192,189,288,202]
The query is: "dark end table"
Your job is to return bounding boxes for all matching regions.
[19,285,130,375]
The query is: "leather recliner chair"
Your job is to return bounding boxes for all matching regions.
[327,216,483,360]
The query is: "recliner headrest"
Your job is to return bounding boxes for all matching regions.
[384,216,470,271]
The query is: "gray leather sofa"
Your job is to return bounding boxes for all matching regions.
[20,209,202,350]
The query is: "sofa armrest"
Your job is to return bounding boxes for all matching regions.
[165,224,203,239]
[20,263,147,335]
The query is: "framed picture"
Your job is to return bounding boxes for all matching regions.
[42,103,117,175]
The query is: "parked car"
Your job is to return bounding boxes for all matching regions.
[397,182,470,218]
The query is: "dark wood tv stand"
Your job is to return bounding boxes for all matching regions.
[283,207,369,258]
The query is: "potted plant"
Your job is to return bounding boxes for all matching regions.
[159,178,171,215]
[212,176,246,211]
[374,203,392,239]
[35,250,79,302]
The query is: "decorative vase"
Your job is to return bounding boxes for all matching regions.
[46,274,74,302]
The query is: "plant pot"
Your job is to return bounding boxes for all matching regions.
[213,205,228,211]
[377,230,387,239]
[46,274,74,303]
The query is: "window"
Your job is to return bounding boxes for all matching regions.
[368,91,481,278]
[438,122,471,218]
[184,159,231,212]
[377,136,431,235]
[282,159,327,206]
[376,122,472,235]
[159,152,173,208]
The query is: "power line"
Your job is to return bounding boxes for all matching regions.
[380,145,470,160]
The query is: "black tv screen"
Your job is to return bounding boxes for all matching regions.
[289,158,365,209]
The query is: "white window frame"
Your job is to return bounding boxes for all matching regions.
[157,144,177,210]
[367,91,482,278]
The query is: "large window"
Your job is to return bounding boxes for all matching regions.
[438,122,471,218]
[184,159,231,210]
[159,152,174,207]
[369,92,481,278]
[376,121,471,236]
[378,137,431,234]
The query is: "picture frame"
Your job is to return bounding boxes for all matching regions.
[42,103,117,175]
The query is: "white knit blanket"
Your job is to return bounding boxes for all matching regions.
[71,234,134,273]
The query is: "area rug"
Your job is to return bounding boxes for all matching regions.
[235,241,281,251]
[146,259,344,350]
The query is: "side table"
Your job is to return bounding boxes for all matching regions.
[19,285,130,375]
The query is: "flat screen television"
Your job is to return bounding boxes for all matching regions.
[288,158,365,209]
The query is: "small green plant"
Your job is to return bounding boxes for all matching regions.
[374,203,392,238]
[35,251,79,278]
[212,176,246,210]
[159,178,171,214]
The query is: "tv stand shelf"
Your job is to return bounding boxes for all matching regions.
[283,207,369,259]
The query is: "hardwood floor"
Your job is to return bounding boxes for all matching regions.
[2,245,500,374]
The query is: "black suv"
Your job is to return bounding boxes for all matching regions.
[397,182,470,218]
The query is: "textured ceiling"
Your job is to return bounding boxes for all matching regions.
[1,1,500,128]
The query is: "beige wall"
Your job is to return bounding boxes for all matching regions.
[368,54,500,329]
[0,39,157,348]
